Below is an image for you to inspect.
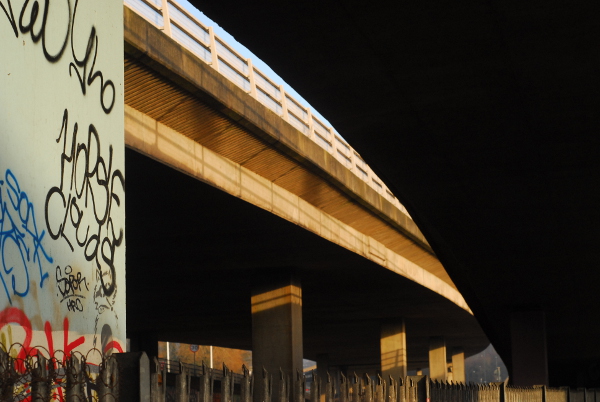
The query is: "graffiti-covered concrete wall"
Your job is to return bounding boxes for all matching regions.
[0,0,125,361]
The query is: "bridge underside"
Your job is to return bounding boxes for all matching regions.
[191,0,600,386]
[125,148,488,370]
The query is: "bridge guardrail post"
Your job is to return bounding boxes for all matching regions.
[307,108,316,142]
[160,0,172,36]
[280,85,290,120]
[248,60,258,98]
[208,27,220,71]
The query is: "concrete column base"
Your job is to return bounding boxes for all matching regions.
[451,347,465,383]
[252,269,303,402]
[380,318,407,380]
[429,336,447,381]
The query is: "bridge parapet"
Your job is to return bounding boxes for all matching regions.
[124,0,409,216]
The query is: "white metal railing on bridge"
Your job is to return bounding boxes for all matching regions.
[124,0,410,217]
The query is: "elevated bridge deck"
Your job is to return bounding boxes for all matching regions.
[122,5,489,370]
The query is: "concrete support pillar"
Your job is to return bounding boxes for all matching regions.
[252,269,303,402]
[511,310,548,386]
[380,318,407,380]
[451,348,465,383]
[429,337,447,381]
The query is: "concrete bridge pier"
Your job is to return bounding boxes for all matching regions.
[380,318,407,380]
[251,269,304,402]
[511,310,548,386]
[451,347,466,383]
[429,336,447,381]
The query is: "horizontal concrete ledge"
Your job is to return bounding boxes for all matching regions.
[124,105,472,313]
[123,5,431,254]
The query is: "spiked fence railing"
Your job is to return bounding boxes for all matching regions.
[0,345,118,402]
[144,355,600,402]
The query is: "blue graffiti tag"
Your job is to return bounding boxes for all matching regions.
[0,169,52,304]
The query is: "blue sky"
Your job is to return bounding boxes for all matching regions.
[176,0,336,132]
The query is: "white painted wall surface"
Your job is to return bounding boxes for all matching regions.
[0,0,125,362]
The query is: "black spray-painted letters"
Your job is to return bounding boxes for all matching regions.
[45,109,125,298]
[1,0,115,113]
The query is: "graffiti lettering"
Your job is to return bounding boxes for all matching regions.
[1,0,115,113]
[0,170,52,304]
[18,0,71,62]
[45,109,124,298]
[56,265,88,312]
[0,306,123,362]
[69,0,115,114]
[66,297,83,311]
[56,265,88,298]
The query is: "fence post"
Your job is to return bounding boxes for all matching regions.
[241,365,253,402]
[199,362,213,402]
[350,373,361,402]
[66,355,86,402]
[326,372,334,402]
[374,375,384,402]
[277,368,289,402]
[387,376,397,402]
[294,370,305,402]
[175,362,188,402]
[222,364,234,402]
[491,381,507,402]
[31,354,51,402]
[364,374,373,402]
[262,368,273,402]
[98,355,119,402]
[340,373,348,402]
[311,371,321,402]
[407,376,428,402]
[0,348,13,402]
[151,357,164,402]
[398,377,406,402]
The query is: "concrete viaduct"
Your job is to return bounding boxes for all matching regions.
[121,5,489,385]
[187,0,600,388]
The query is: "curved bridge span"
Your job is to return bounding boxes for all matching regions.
[122,4,489,377]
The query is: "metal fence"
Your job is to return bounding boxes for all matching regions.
[123,0,411,217]
[143,355,600,402]
[0,345,118,402]
[3,349,598,402]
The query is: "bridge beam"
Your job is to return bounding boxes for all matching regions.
[251,269,303,402]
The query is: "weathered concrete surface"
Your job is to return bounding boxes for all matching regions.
[251,270,303,402]
[380,319,407,379]
[451,348,466,383]
[429,337,447,382]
